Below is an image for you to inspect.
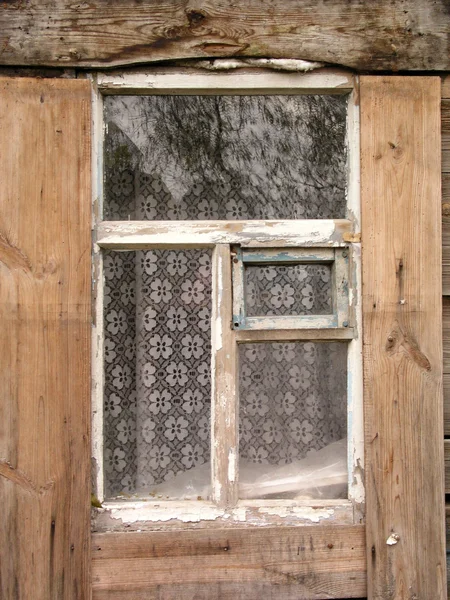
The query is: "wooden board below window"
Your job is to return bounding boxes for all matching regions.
[92,526,366,600]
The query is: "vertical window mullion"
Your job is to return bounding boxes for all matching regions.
[333,248,350,328]
[211,244,238,507]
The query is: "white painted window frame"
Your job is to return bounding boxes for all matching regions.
[90,67,364,527]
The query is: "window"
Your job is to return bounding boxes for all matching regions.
[92,68,363,525]
[231,247,349,329]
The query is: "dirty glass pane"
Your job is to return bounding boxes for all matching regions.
[238,342,347,499]
[103,95,348,221]
[245,263,332,317]
[103,249,212,499]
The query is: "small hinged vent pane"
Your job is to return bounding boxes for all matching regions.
[232,247,350,330]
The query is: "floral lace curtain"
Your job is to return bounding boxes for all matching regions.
[102,93,348,499]
[245,263,332,316]
[103,250,347,498]
[103,249,212,497]
[239,342,346,468]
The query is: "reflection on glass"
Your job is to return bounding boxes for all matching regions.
[104,94,348,221]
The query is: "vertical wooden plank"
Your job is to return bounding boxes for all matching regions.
[0,78,91,599]
[361,76,446,598]
[211,244,238,507]
[443,298,450,433]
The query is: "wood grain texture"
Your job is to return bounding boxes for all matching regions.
[361,77,446,598]
[0,1,449,70]
[0,78,91,599]
[444,297,450,433]
[442,174,450,205]
[442,100,450,151]
[446,504,450,546]
[211,245,238,507]
[97,219,352,249]
[445,441,450,492]
[442,76,450,100]
[92,526,366,599]
[443,297,450,374]
[442,98,450,293]
[443,297,450,435]
[444,374,450,435]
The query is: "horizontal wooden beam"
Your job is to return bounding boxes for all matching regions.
[0,1,450,71]
[92,526,366,599]
[97,220,353,249]
[96,67,354,94]
[235,328,354,343]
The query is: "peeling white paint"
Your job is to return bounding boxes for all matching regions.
[97,219,352,249]
[346,85,365,512]
[179,58,325,72]
[215,255,223,350]
[213,480,222,502]
[106,501,247,523]
[349,288,354,307]
[90,77,106,502]
[258,505,335,522]
[228,448,236,483]
[99,501,348,526]
[215,317,223,351]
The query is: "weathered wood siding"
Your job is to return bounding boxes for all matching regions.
[361,76,446,598]
[0,66,448,600]
[443,78,450,458]
[92,526,366,599]
[0,1,450,71]
[0,78,91,599]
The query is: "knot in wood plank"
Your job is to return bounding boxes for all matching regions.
[385,322,431,371]
[186,9,206,27]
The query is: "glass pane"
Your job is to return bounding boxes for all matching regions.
[103,249,212,499]
[104,95,348,221]
[245,263,332,316]
[238,342,347,499]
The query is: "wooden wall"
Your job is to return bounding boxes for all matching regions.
[441,78,450,599]
[442,77,450,487]
[0,66,449,598]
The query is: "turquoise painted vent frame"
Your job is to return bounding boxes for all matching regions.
[232,247,350,330]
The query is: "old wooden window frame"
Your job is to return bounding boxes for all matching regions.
[231,247,350,330]
[90,67,364,526]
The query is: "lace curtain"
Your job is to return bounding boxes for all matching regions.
[103,250,347,498]
[102,94,348,499]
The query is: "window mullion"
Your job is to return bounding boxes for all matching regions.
[211,244,238,508]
